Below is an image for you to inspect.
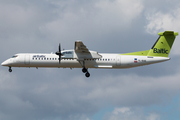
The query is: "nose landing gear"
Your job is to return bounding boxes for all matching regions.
[9,67,12,72]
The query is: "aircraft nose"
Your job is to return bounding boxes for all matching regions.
[1,60,9,66]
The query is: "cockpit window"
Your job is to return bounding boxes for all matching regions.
[12,55,18,58]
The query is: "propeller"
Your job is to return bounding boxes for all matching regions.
[55,43,62,64]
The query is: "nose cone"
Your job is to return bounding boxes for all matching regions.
[1,60,9,66]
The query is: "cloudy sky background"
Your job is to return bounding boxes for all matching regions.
[1,0,180,120]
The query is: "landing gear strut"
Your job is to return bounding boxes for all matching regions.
[9,67,12,72]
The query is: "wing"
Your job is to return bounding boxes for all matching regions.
[74,41,90,53]
[74,41,102,60]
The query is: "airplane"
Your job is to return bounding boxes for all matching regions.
[1,31,178,77]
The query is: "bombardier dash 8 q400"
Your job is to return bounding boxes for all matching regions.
[1,31,178,77]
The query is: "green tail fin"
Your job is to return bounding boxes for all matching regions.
[147,31,178,57]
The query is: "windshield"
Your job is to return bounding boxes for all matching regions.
[12,55,18,58]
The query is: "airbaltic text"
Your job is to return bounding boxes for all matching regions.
[33,55,46,58]
[153,48,168,54]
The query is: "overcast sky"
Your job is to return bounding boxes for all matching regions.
[1,0,180,120]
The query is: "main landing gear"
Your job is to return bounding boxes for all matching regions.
[9,67,12,72]
[82,67,90,78]
[79,60,90,77]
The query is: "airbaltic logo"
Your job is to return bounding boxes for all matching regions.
[153,48,168,54]
[33,55,46,58]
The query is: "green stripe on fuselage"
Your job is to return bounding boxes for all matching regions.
[121,50,150,56]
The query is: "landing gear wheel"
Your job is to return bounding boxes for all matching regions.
[85,72,90,78]
[82,67,87,73]
[9,67,12,72]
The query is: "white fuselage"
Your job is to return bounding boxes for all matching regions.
[1,52,170,69]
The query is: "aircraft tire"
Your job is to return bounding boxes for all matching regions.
[85,72,90,77]
[82,68,87,73]
[9,68,12,72]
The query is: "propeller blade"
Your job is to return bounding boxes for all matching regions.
[59,55,61,63]
[59,53,61,64]
[59,43,61,52]
[56,43,62,64]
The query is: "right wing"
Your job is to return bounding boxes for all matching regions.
[74,41,90,53]
[74,41,102,60]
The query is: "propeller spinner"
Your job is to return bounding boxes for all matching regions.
[55,43,62,63]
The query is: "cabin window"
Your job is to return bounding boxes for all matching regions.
[39,58,40,60]
[44,58,46,60]
[50,58,51,60]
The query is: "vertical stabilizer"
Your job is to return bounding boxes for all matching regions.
[147,31,178,57]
